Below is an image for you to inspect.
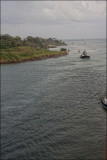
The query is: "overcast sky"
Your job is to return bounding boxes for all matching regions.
[1,1,106,39]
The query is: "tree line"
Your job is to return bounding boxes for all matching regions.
[0,34,66,49]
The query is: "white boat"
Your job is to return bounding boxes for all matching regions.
[101,97,107,110]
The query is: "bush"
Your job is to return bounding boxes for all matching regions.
[60,48,67,51]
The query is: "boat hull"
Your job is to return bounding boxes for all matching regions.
[80,55,90,58]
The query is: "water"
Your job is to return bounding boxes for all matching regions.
[1,39,106,160]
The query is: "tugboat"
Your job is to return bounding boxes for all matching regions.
[80,49,90,59]
[101,97,107,110]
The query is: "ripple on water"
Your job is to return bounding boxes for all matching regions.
[1,39,106,160]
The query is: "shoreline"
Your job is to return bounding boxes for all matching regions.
[0,51,68,64]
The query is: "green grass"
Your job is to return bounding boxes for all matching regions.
[0,46,67,64]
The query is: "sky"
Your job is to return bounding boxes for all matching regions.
[1,1,106,39]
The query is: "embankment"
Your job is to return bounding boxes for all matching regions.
[0,46,68,64]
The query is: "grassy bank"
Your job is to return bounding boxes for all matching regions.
[0,46,68,64]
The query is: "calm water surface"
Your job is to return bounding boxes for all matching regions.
[1,39,106,160]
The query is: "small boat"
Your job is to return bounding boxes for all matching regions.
[79,39,90,59]
[80,50,90,59]
[101,97,107,109]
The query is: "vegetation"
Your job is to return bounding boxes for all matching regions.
[0,34,67,49]
[60,48,67,51]
[0,35,68,64]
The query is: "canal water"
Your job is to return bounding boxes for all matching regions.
[1,39,106,160]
